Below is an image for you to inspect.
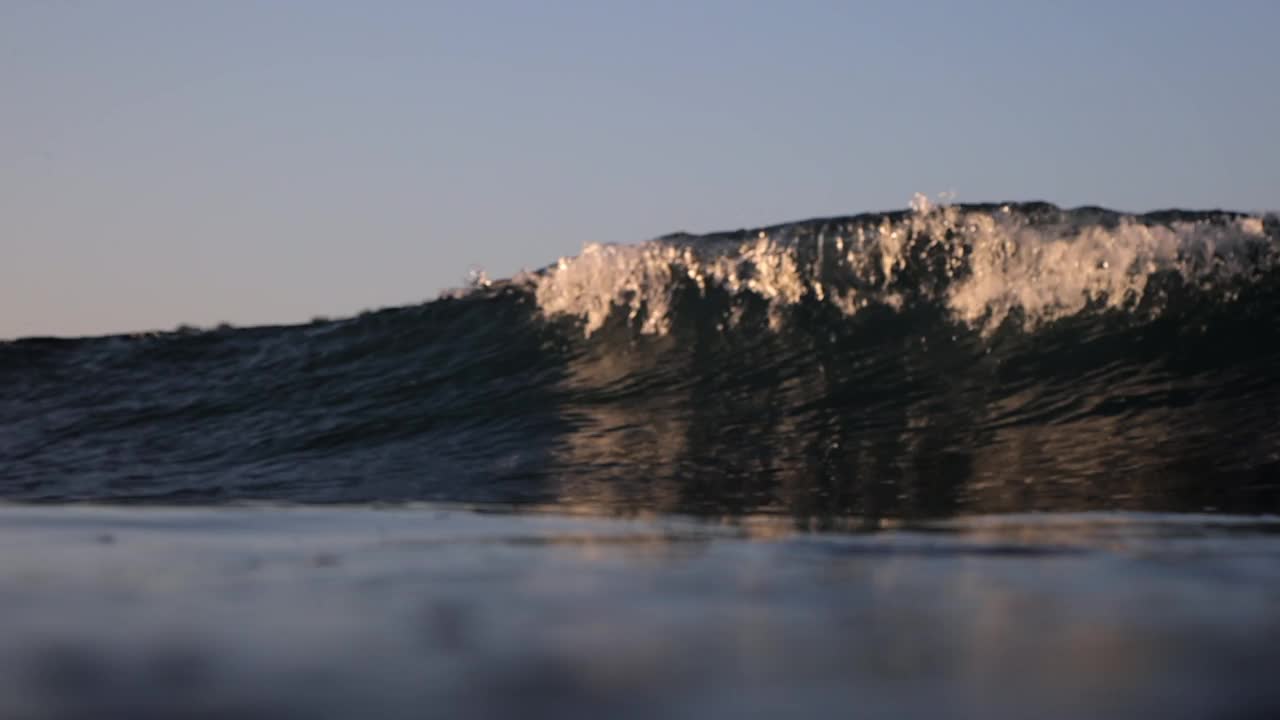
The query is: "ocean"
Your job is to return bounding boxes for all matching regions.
[2,202,1279,718]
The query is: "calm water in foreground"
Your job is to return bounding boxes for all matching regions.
[1,505,1277,719]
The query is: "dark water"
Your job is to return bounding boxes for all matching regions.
[3,202,1280,719]
[3,202,1278,516]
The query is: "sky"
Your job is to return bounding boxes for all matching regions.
[3,0,1278,339]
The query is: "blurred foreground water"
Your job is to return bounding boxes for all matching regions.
[1,504,1277,720]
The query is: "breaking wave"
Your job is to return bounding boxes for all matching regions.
[3,201,1278,519]
[528,198,1276,335]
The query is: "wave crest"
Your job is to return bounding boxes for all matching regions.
[529,203,1278,336]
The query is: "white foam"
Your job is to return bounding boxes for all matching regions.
[529,204,1275,336]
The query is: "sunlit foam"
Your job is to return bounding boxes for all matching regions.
[527,202,1276,336]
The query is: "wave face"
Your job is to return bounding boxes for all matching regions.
[3,202,1279,518]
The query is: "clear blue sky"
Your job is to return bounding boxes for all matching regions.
[3,0,1277,338]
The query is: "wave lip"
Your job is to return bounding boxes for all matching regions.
[529,202,1278,336]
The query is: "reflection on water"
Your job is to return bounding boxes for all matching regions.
[541,294,1280,521]
[0,505,1277,719]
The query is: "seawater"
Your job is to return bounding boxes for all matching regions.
[2,201,1279,718]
